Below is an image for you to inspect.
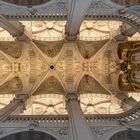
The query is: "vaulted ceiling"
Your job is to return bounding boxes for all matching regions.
[0,20,139,115]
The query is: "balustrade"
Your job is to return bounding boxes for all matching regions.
[3,102,140,126]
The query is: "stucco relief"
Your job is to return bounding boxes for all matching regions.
[90,40,121,93]
[0,41,22,58]
[33,40,64,57]
[79,21,122,41]
[32,21,66,41]
[78,75,109,94]
[48,127,68,140]
[77,40,109,59]
[0,55,12,85]
[23,94,66,115]
[0,26,139,115]
[0,39,130,114]
[34,76,65,95]
[92,126,114,139]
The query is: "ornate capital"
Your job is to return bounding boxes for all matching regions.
[65,93,79,101]
[29,120,39,130]
[15,94,29,101]
[65,34,78,41]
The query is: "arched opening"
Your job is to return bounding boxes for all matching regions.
[2,0,50,6]
[111,0,140,6]
[0,131,57,140]
[110,130,140,140]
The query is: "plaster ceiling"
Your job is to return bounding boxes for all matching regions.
[0,20,139,115]
[79,20,122,41]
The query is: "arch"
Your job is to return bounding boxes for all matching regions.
[2,0,50,6]
[0,128,66,140]
[111,0,140,6]
[0,131,56,140]
[100,127,140,140]
[0,0,57,9]
[110,129,140,140]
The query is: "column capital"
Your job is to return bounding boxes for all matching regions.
[65,33,78,41]
[65,93,79,101]
[15,94,29,102]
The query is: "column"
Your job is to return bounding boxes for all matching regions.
[66,93,97,140]
[0,94,28,121]
[65,0,92,40]
[120,24,137,37]
[116,93,137,106]
[114,24,137,41]
[0,15,30,40]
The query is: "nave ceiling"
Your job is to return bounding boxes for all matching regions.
[0,20,140,115]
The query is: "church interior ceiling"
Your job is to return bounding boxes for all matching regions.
[0,20,140,115]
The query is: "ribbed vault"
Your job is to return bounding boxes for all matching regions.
[0,20,139,116]
[0,1,139,140]
[78,75,110,95]
[34,76,65,95]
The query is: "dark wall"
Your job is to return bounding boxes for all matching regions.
[110,130,140,140]
[0,131,57,140]
[112,0,140,6]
